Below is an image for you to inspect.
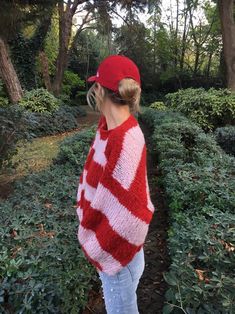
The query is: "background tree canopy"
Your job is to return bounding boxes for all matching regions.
[0,0,234,101]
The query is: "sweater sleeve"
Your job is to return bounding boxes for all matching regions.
[77,116,104,196]
[87,129,155,275]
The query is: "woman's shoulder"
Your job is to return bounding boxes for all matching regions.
[106,120,146,165]
[110,118,145,146]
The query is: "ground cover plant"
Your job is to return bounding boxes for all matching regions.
[140,107,235,313]
[214,125,235,157]
[0,126,98,313]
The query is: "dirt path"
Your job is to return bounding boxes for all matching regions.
[82,113,171,314]
[137,116,171,313]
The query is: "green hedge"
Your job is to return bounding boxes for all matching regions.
[0,104,86,172]
[26,104,86,138]
[53,125,96,169]
[0,128,97,313]
[0,105,31,171]
[214,125,235,157]
[165,88,235,132]
[140,107,235,313]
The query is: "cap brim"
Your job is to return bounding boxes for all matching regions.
[87,75,97,82]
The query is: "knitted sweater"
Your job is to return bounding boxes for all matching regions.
[76,113,155,275]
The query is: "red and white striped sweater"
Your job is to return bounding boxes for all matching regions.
[76,113,155,275]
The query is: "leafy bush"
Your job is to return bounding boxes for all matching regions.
[75,90,88,106]
[0,104,86,171]
[214,125,235,157]
[149,101,167,111]
[0,105,31,171]
[62,70,85,98]
[0,79,7,97]
[0,96,9,107]
[164,210,235,314]
[53,125,96,169]
[0,80,9,107]
[141,91,165,106]
[19,88,60,113]
[26,104,86,138]
[140,107,235,312]
[0,128,97,313]
[165,88,235,132]
[140,109,189,135]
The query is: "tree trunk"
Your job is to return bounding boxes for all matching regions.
[51,0,89,96]
[218,0,235,90]
[180,1,188,70]
[206,51,213,78]
[52,3,73,96]
[174,0,179,67]
[194,45,200,75]
[153,6,157,75]
[0,37,23,103]
[39,51,52,91]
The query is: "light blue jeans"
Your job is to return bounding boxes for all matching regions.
[97,246,145,314]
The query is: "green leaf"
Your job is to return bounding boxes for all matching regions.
[163,272,178,286]
[163,304,174,314]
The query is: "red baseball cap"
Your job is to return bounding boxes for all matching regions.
[87,54,141,92]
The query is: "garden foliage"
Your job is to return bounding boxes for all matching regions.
[0,105,30,171]
[26,105,86,138]
[0,104,86,172]
[214,125,235,157]
[19,88,60,113]
[141,107,235,313]
[0,127,97,313]
[165,88,235,132]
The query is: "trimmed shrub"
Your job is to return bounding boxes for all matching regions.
[214,125,235,157]
[165,88,235,132]
[164,210,235,314]
[140,107,235,313]
[0,105,31,171]
[53,124,96,169]
[0,104,86,172]
[26,104,86,138]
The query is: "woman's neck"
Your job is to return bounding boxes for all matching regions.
[102,101,130,131]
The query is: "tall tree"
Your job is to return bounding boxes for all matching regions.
[217,0,235,90]
[0,0,55,102]
[51,0,91,96]
[180,1,190,70]
[147,1,161,75]
[50,0,152,96]
[0,37,23,103]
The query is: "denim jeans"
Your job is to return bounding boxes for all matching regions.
[97,246,145,314]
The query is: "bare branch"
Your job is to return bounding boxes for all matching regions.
[73,17,96,27]
[69,7,94,55]
[109,7,131,27]
[71,0,87,16]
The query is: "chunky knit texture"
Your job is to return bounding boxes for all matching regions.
[76,113,155,275]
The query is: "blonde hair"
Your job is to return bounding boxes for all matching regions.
[86,78,142,115]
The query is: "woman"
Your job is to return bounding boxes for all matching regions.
[76,55,155,314]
